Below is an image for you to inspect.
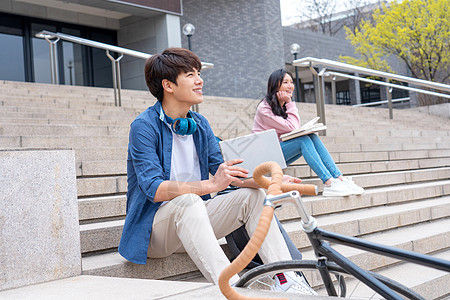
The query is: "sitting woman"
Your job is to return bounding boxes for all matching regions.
[253,69,364,197]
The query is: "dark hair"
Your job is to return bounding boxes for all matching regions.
[263,69,293,119]
[144,47,202,102]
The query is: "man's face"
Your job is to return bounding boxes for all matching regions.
[171,68,203,105]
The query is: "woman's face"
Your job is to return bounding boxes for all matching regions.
[278,74,294,98]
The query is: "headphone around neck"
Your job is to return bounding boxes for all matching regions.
[165,114,197,136]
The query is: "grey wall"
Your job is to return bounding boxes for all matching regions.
[118,14,182,91]
[0,0,120,29]
[283,27,356,64]
[180,0,285,100]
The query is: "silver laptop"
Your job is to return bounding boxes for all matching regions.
[218,129,287,178]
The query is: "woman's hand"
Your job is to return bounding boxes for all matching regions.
[282,174,302,184]
[210,159,249,191]
[276,91,292,105]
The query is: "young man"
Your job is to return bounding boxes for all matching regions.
[118,47,316,295]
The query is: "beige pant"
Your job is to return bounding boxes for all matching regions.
[147,188,293,284]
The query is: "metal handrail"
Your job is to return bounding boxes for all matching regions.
[35,30,214,107]
[325,71,450,99]
[353,97,410,107]
[292,57,450,127]
[293,57,450,93]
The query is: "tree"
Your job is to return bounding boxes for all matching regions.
[343,0,387,34]
[341,0,450,87]
[292,0,345,36]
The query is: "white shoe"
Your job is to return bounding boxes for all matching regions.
[271,272,317,295]
[342,177,365,195]
[322,179,353,197]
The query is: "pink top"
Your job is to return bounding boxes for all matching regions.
[252,100,301,140]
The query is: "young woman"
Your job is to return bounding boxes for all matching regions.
[253,69,364,197]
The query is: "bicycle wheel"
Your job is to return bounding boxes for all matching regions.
[235,260,424,300]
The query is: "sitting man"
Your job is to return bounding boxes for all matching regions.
[118,47,316,295]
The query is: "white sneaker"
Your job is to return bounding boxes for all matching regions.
[323,179,353,197]
[271,272,317,295]
[342,177,365,195]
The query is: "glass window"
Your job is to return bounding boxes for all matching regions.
[90,32,115,88]
[0,33,25,81]
[0,13,117,87]
[61,28,84,86]
[360,82,381,103]
[0,16,25,82]
[31,23,56,84]
[336,91,351,105]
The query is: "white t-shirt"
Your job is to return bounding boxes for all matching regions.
[170,133,201,182]
[160,131,201,206]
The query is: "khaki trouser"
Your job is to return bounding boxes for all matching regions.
[147,188,293,284]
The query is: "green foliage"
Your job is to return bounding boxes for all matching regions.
[340,0,449,83]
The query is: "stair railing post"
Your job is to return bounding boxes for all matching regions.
[318,67,327,136]
[385,78,393,119]
[115,54,123,107]
[44,36,60,84]
[309,64,327,136]
[331,76,336,105]
[106,50,124,107]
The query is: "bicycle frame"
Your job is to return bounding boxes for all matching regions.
[269,191,450,299]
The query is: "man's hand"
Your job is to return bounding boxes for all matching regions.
[210,159,249,191]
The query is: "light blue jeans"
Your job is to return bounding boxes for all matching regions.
[281,134,342,183]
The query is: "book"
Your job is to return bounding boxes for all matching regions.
[280,117,327,141]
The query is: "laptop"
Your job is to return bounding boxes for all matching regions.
[218,129,287,178]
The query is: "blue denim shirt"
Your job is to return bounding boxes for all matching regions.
[118,101,223,264]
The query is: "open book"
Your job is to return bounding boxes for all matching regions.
[280,116,327,142]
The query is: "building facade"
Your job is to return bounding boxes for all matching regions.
[0,0,410,106]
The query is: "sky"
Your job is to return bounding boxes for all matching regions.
[280,0,380,26]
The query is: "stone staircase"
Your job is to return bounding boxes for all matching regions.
[1,80,449,298]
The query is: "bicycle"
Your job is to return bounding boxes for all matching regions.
[218,162,450,299]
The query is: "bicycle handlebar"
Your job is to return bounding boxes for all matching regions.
[218,161,317,299]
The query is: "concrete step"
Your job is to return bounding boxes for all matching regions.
[285,156,450,178]
[0,80,153,102]
[74,161,450,197]
[81,219,124,253]
[17,135,128,148]
[76,160,128,177]
[2,93,150,104]
[73,147,449,177]
[327,148,450,164]
[78,195,126,223]
[323,135,450,145]
[81,217,450,286]
[79,186,450,255]
[76,170,450,223]
[301,216,450,261]
[0,123,131,137]
[374,250,450,300]
[287,166,450,194]
[81,241,231,281]
[1,116,133,126]
[78,167,450,221]
[282,195,450,250]
[2,79,449,122]
[75,147,128,162]
[290,149,450,167]
[76,169,450,224]
[303,220,450,299]
[73,147,449,166]
[303,225,450,299]
[77,175,127,197]
[0,105,142,119]
[0,274,318,300]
